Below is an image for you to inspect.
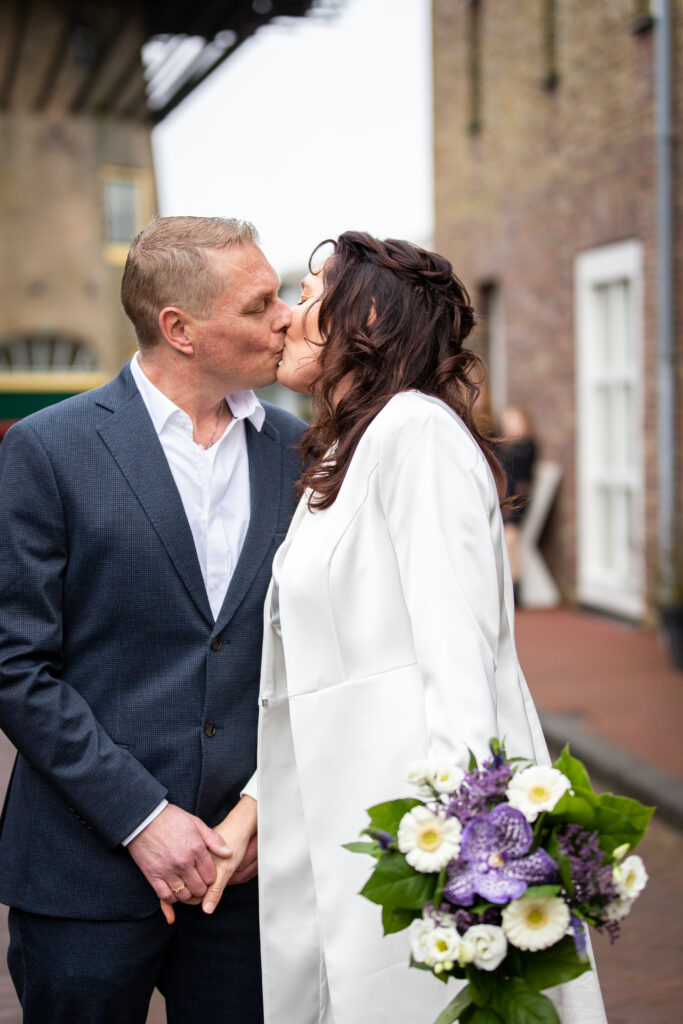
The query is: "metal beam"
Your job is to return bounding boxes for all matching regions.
[147,1,262,122]
[0,0,30,110]
[33,2,76,111]
[70,13,130,113]
[93,45,144,115]
[118,80,150,120]
[150,32,244,123]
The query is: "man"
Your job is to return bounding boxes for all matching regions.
[0,216,305,1023]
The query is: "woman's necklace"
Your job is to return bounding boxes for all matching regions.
[200,400,224,450]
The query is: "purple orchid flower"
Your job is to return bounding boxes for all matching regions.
[444,803,558,906]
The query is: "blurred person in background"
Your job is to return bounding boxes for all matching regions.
[186,231,606,1024]
[0,216,304,1024]
[498,405,538,605]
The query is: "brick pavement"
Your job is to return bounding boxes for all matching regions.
[515,608,683,781]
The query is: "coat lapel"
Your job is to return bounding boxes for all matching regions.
[95,368,213,625]
[213,417,282,634]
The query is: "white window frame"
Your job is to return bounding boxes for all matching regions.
[575,240,645,618]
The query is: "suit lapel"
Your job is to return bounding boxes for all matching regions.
[95,375,213,625]
[214,417,281,634]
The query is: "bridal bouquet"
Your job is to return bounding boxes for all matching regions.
[345,741,653,1024]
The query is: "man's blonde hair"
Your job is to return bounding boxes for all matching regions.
[121,216,258,349]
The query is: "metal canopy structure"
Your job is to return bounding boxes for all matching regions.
[0,0,333,123]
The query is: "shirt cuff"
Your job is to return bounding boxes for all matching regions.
[241,771,258,802]
[121,799,169,847]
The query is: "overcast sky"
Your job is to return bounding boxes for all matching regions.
[152,0,432,279]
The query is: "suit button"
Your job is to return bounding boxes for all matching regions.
[204,721,216,738]
[210,637,222,651]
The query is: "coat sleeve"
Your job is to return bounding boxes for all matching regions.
[0,422,168,848]
[377,404,504,771]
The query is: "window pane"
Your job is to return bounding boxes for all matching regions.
[593,284,611,369]
[103,179,138,245]
[609,279,631,365]
[595,385,614,472]
[0,336,96,371]
[596,486,615,572]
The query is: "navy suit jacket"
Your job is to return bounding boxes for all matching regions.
[0,363,304,920]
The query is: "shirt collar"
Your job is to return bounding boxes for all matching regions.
[130,353,265,435]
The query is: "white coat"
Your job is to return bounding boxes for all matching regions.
[252,392,607,1024]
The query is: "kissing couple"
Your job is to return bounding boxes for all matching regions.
[0,216,606,1023]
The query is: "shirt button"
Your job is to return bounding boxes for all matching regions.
[210,637,222,651]
[204,722,216,738]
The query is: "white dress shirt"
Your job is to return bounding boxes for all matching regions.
[123,353,265,845]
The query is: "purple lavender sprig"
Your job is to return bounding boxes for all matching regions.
[556,823,617,910]
[446,756,514,825]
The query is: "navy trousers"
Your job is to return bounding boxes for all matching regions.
[7,879,263,1024]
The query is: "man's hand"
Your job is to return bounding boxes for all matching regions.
[159,795,257,924]
[127,803,232,904]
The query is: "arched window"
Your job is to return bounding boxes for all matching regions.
[0,333,97,371]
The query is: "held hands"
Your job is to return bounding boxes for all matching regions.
[127,803,232,904]
[158,795,258,924]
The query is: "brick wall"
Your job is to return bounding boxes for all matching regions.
[433,0,681,608]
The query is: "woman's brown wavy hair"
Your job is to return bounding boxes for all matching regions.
[299,231,506,509]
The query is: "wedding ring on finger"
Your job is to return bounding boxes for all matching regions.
[171,883,187,896]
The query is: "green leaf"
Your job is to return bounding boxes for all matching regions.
[434,865,448,907]
[382,906,419,934]
[545,835,574,898]
[366,798,423,835]
[468,748,478,772]
[466,967,497,1007]
[524,884,562,899]
[432,986,475,1024]
[493,979,561,1024]
[552,745,593,793]
[469,1011,503,1024]
[517,936,592,990]
[360,851,437,909]
[343,840,383,859]
[548,788,595,827]
[592,793,655,853]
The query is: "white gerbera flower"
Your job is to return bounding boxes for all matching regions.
[463,924,508,971]
[613,855,648,901]
[424,926,461,965]
[409,915,436,963]
[429,763,465,795]
[502,895,570,951]
[397,806,462,872]
[506,766,571,822]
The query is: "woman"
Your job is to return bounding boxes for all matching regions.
[498,406,538,605]
[166,232,606,1023]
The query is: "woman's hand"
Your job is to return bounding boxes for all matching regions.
[160,795,257,924]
